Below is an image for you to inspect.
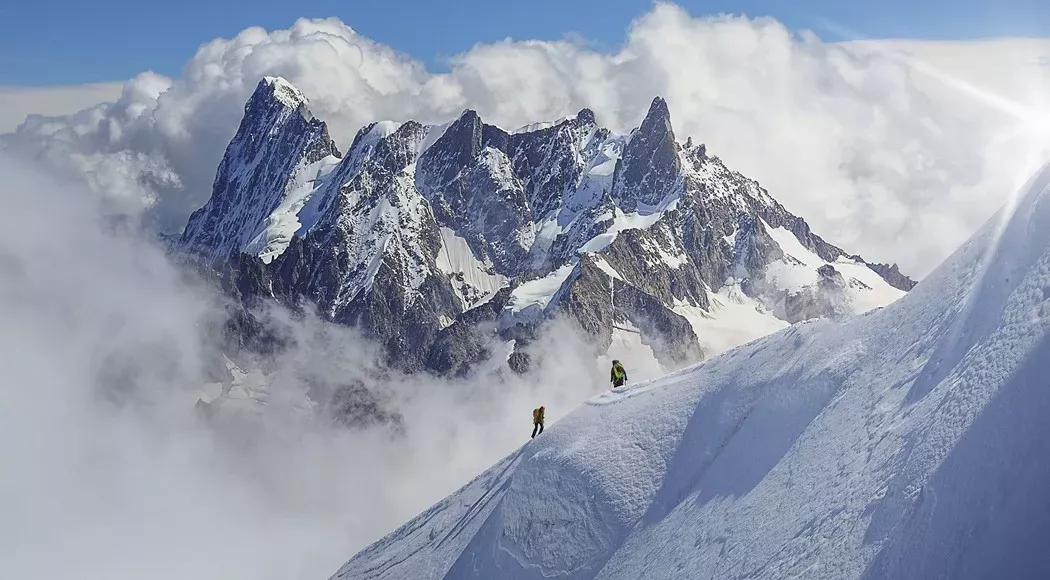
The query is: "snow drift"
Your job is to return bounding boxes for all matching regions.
[330,162,1050,580]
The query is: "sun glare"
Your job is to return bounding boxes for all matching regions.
[1032,112,1050,141]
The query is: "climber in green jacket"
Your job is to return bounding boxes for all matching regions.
[610,360,628,389]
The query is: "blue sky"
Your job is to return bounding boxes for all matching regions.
[2,0,1048,86]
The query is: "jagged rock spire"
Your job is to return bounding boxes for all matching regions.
[611,96,681,209]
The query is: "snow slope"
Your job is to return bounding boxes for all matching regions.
[330,162,1050,580]
[243,155,342,263]
[671,282,790,355]
[761,218,907,312]
[504,263,578,321]
[578,196,681,254]
[436,226,508,310]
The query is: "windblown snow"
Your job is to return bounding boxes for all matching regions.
[331,163,1050,579]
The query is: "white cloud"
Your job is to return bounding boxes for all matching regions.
[2,4,1050,276]
[0,82,123,133]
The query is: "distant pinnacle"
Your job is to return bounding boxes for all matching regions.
[644,97,670,122]
[576,108,596,126]
[637,96,673,140]
[457,109,481,125]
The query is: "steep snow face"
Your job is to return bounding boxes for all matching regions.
[436,226,508,310]
[241,154,342,263]
[503,262,579,324]
[331,165,1050,580]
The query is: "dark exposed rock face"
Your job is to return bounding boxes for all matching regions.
[781,264,850,323]
[865,262,918,291]
[178,76,917,381]
[612,97,682,211]
[325,379,405,433]
[417,112,534,275]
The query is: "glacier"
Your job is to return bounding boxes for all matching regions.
[330,162,1050,579]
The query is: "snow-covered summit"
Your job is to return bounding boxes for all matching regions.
[262,75,309,110]
[179,77,915,376]
[331,164,1050,579]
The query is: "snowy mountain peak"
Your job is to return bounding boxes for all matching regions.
[258,76,310,112]
[178,77,340,262]
[576,107,597,126]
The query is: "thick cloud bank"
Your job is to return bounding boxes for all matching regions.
[4,4,1049,276]
[0,155,621,579]
[0,82,123,133]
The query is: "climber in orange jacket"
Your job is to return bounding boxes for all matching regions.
[532,406,545,438]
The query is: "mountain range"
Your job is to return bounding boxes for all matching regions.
[177,76,915,378]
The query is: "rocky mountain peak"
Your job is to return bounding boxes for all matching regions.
[640,96,672,132]
[370,121,427,174]
[575,107,597,127]
[178,77,340,262]
[418,110,484,184]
